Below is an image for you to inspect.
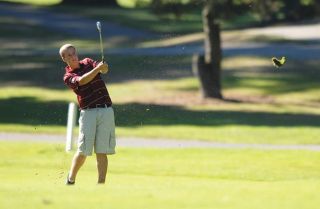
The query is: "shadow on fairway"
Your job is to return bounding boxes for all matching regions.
[0,55,193,89]
[0,96,68,126]
[0,56,66,89]
[115,103,320,128]
[1,98,319,128]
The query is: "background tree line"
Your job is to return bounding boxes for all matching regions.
[149,0,320,23]
[61,0,320,24]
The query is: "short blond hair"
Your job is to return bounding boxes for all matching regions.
[59,44,75,58]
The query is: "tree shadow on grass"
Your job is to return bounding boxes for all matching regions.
[115,103,320,127]
[0,55,192,89]
[0,98,319,128]
[0,56,66,89]
[0,97,68,126]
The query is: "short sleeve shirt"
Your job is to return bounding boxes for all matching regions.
[63,58,112,109]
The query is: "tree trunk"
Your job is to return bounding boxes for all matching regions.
[193,54,222,98]
[193,1,222,99]
[314,1,320,15]
[314,2,320,14]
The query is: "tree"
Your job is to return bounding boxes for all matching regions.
[192,0,223,99]
[254,0,276,23]
[60,0,118,6]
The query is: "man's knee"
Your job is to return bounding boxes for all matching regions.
[96,153,107,159]
[75,152,87,160]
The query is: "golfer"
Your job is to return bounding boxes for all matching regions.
[59,44,116,185]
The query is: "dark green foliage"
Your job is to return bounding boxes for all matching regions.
[150,0,200,19]
[149,0,319,24]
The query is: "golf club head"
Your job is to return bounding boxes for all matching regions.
[96,21,101,31]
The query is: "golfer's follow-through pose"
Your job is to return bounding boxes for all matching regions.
[59,44,116,185]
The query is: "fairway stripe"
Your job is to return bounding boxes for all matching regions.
[1,132,320,151]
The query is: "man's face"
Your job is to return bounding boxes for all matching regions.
[62,47,79,66]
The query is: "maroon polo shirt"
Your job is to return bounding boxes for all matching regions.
[63,58,112,109]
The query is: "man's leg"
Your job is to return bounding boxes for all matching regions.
[68,152,87,182]
[96,153,108,184]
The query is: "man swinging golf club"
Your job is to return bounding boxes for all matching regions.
[60,21,116,185]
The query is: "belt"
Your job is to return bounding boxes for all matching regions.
[83,104,111,110]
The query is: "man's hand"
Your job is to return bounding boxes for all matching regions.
[97,62,109,74]
[78,61,109,86]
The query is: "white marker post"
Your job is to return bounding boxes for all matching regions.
[66,102,77,152]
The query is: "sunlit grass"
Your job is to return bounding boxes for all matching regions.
[117,125,320,144]
[117,0,151,8]
[1,141,320,209]
[0,124,66,134]
[1,0,61,5]
[0,87,74,102]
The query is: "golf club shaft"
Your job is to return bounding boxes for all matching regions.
[98,31,105,62]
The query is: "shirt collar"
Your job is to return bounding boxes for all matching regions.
[65,60,84,73]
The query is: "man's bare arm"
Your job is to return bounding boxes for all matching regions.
[78,62,108,86]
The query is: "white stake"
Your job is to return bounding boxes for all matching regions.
[66,102,77,152]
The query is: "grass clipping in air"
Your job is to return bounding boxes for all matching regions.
[272,56,286,68]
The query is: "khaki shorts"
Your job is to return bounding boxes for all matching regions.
[78,107,116,156]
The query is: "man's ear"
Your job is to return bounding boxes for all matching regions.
[61,56,66,63]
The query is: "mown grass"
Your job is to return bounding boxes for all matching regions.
[1,141,320,209]
[1,0,60,5]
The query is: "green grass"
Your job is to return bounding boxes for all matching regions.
[1,141,320,209]
[1,1,320,145]
[117,0,152,8]
[1,0,61,5]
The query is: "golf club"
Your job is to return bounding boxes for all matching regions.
[96,21,105,62]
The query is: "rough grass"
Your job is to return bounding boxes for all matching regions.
[1,141,320,209]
